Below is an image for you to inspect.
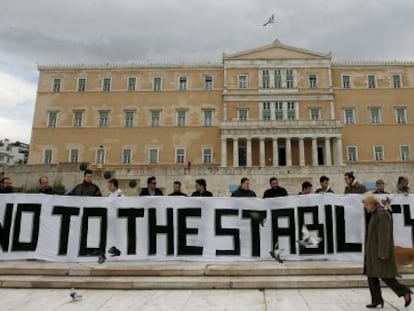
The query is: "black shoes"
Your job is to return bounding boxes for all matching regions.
[366,300,384,308]
[404,293,411,307]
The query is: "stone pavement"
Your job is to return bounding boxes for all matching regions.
[0,288,412,311]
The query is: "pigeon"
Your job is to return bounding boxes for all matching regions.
[263,14,275,26]
[108,246,121,257]
[298,225,323,248]
[70,288,82,302]
[97,252,106,264]
[269,241,284,263]
[251,212,266,227]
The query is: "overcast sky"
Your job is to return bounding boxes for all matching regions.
[1,0,414,144]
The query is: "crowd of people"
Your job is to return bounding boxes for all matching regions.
[0,170,410,197]
[1,171,413,307]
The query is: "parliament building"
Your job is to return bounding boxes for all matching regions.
[28,40,414,170]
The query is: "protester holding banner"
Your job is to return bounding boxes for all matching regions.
[106,178,124,197]
[38,176,55,194]
[298,181,312,195]
[140,176,163,196]
[231,177,256,197]
[263,177,288,198]
[191,178,213,197]
[396,176,410,194]
[372,179,388,194]
[362,193,412,308]
[0,177,14,193]
[168,181,187,196]
[315,175,334,193]
[67,169,102,196]
[344,172,367,194]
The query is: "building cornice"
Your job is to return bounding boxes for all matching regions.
[332,60,414,67]
[37,62,223,71]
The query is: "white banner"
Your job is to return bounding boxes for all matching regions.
[0,193,413,262]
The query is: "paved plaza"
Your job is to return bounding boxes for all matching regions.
[0,288,411,311]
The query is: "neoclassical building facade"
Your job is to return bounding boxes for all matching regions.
[28,40,414,169]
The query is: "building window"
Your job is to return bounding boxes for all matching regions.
[149,149,159,164]
[96,148,105,164]
[179,77,187,90]
[73,111,83,128]
[287,102,296,120]
[128,77,136,91]
[205,76,214,90]
[124,111,134,128]
[103,78,111,92]
[274,69,282,88]
[310,108,321,121]
[77,78,86,92]
[393,74,401,89]
[176,148,185,164]
[344,108,355,125]
[367,75,376,89]
[70,149,79,163]
[395,107,407,124]
[122,149,132,164]
[286,69,294,89]
[44,149,53,164]
[238,109,248,121]
[203,109,213,126]
[275,102,284,120]
[401,145,410,160]
[347,146,358,162]
[239,75,248,89]
[262,70,270,89]
[370,108,381,124]
[99,111,110,127]
[308,74,317,88]
[203,147,212,163]
[342,75,351,89]
[177,110,187,127]
[47,111,58,128]
[151,110,161,127]
[263,102,271,120]
[52,79,61,92]
[374,145,384,161]
[153,77,162,91]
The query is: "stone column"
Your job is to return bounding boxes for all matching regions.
[286,138,292,167]
[259,138,265,167]
[233,138,239,167]
[246,138,252,167]
[312,137,318,166]
[335,137,343,165]
[221,137,227,167]
[325,137,332,166]
[299,137,305,166]
[272,138,278,166]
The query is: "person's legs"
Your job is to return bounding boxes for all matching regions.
[382,278,412,307]
[367,277,383,304]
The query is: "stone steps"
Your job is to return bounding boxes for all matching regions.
[0,261,412,289]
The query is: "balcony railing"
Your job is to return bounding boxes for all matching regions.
[220,120,342,129]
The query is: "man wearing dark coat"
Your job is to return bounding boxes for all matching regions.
[140,176,163,196]
[68,169,102,196]
[231,177,256,197]
[0,177,14,193]
[168,181,187,196]
[263,177,288,198]
[363,193,412,308]
[191,179,213,197]
[344,171,367,194]
[38,176,55,194]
